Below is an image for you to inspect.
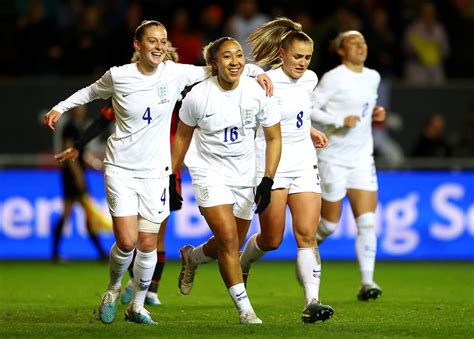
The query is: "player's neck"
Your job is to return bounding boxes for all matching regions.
[342,61,363,73]
[136,61,158,76]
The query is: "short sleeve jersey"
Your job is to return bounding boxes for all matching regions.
[255,68,319,176]
[312,64,381,166]
[180,75,280,187]
[53,61,209,178]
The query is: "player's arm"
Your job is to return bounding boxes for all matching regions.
[44,70,113,131]
[55,106,114,163]
[63,137,87,192]
[310,127,329,148]
[255,122,281,214]
[171,121,195,174]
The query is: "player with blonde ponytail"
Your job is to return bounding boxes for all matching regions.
[240,17,334,324]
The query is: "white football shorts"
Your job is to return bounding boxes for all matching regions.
[192,184,254,220]
[318,159,378,202]
[257,167,321,194]
[104,174,170,225]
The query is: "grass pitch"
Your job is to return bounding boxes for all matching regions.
[0,260,472,338]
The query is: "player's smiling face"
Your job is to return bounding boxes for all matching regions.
[213,40,245,90]
[280,39,313,79]
[339,34,367,65]
[134,25,168,72]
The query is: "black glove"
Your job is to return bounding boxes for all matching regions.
[169,174,183,211]
[254,176,273,214]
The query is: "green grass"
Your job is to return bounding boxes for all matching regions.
[0,261,473,338]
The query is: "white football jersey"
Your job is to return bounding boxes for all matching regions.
[180,75,280,187]
[255,68,319,176]
[311,64,381,166]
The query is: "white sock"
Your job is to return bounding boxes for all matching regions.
[228,283,252,314]
[297,248,321,305]
[132,249,157,310]
[317,218,338,244]
[355,212,377,285]
[108,243,134,290]
[240,233,266,273]
[190,243,214,265]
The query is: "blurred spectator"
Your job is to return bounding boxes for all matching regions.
[311,6,364,74]
[445,0,474,78]
[200,4,225,42]
[453,101,474,157]
[402,1,450,84]
[15,0,62,75]
[169,8,204,65]
[224,0,269,61]
[366,7,397,77]
[108,1,143,67]
[412,113,452,157]
[61,4,107,76]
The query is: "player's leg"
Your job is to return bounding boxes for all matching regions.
[125,222,159,325]
[52,198,74,262]
[289,191,333,323]
[347,188,381,300]
[145,217,168,306]
[317,161,347,243]
[99,215,137,324]
[99,174,138,324]
[240,188,288,284]
[81,194,108,260]
[201,204,261,324]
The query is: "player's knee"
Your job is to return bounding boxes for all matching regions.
[294,231,317,248]
[258,234,282,252]
[318,218,338,238]
[217,233,239,253]
[116,239,136,253]
[356,212,376,235]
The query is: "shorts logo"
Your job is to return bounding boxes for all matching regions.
[107,194,117,209]
[200,187,209,201]
[158,85,168,99]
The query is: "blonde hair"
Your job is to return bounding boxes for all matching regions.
[131,40,179,63]
[202,37,240,75]
[247,17,313,68]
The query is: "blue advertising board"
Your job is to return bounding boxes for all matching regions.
[0,169,473,260]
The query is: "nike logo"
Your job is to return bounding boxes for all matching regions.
[122,93,132,97]
[205,113,215,118]
[236,291,246,297]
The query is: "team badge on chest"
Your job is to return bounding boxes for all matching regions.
[241,107,256,125]
[158,85,169,104]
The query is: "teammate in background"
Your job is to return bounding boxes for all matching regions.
[310,31,386,301]
[238,18,333,323]
[44,20,272,325]
[52,105,108,262]
[171,37,281,324]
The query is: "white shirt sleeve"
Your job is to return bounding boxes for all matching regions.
[310,73,344,128]
[243,63,264,77]
[52,70,114,114]
[258,96,280,127]
[178,91,200,127]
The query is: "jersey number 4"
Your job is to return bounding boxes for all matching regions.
[143,107,152,124]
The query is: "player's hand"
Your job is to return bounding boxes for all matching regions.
[43,109,62,131]
[169,174,183,211]
[343,115,360,128]
[55,147,79,163]
[256,73,273,97]
[372,105,386,122]
[310,127,329,148]
[255,176,273,214]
